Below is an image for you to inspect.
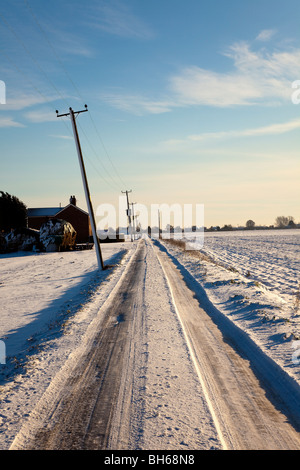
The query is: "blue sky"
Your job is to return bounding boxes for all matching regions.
[0,0,299,228]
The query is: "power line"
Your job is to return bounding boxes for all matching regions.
[77,121,122,192]
[87,112,128,188]
[0,5,123,191]
[0,46,73,138]
[0,45,119,191]
[1,3,131,197]
[22,0,128,190]
[0,11,69,108]
[0,44,116,192]
[23,0,84,103]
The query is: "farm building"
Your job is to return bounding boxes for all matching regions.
[27,196,92,243]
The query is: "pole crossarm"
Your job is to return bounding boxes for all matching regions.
[56,104,88,118]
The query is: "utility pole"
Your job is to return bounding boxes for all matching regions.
[56,105,104,270]
[130,202,137,240]
[158,209,161,239]
[122,190,132,241]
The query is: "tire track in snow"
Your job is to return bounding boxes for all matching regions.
[153,243,230,450]
[10,239,221,450]
[154,241,300,450]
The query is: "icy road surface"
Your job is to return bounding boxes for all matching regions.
[10,238,300,450]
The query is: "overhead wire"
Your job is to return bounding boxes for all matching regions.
[0,46,73,139]
[23,0,83,104]
[0,11,69,109]
[23,0,128,190]
[87,112,128,188]
[0,5,123,192]
[0,10,73,138]
[77,121,122,192]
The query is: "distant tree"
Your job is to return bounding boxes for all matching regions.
[288,216,295,225]
[288,219,296,228]
[0,191,27,232]
[275,215,294,228]
[166,224,174,233]
[246,220,255,229]
[221,224,233,231]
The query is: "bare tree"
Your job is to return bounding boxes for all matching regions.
[275,216,294,228]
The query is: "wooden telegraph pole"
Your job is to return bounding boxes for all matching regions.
[130,202,137,240]
[56,105,104,270]
[122,189,133,241]
[158,209,162,239]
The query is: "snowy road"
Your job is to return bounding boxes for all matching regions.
[9,238,300,450]
[11,240,148,450]
[155,243,300,450]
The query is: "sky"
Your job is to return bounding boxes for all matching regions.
[0,0,299,229]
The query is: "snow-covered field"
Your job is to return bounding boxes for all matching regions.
[0,229,299,449]
[0,242,133,449]
[0,243,130,363]
[162,229,300,384]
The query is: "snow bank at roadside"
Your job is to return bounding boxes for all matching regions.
[158,229,300,386]
[0,242,135,449]
[1,230,299,449]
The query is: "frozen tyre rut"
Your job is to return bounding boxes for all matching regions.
[155,243,300,450]
[10,239,221,450]
[10,238,300,450]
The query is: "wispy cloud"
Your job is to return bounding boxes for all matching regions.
[255,29,277,42]
[170,41,300,107]
[49,28,95,58]
[188,118,300,141]
[49,134,73,140]
[24,108,60,123]
[0,116,25,128]
[88,0,154,39]
[156,118,300,153]
[1,93,49,111]
[101,34,300,114]
[100,92,176,115]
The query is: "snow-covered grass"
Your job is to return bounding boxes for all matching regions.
[0,244,130,369]
[161,229,300,385]
[0,242,134,448]
[0,230,299,449]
